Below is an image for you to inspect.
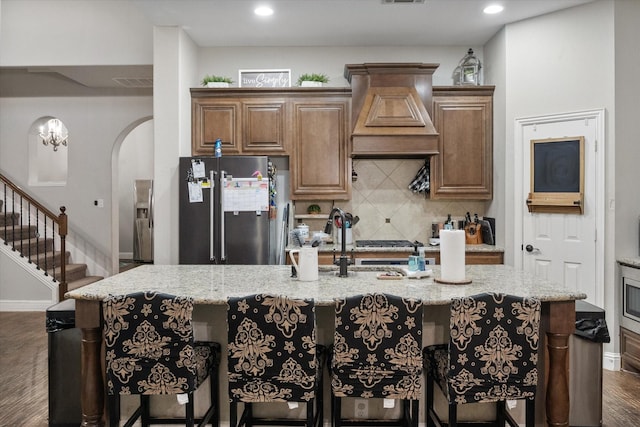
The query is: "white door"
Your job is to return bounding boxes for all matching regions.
[517,110,604,306]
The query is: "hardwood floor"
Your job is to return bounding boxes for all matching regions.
[1,311,639,426]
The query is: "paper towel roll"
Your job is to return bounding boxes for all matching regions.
[440,229,466,282]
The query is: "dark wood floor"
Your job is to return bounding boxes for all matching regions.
[1,311,639,426]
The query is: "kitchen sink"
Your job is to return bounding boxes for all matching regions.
[318,265,405,277]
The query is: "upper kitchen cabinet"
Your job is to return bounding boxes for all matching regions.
[430,86,494,200]
[191,87,352,200]
[191,89,288,156]
[290,93,351,200]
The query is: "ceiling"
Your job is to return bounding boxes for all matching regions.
[1,0,594,96]
[132,0,594,47]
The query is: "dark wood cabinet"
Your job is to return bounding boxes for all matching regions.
[621,327,640,373]
[352,250,503,265]
[290,96,351,200]
[241,100,288,154]
[191,88,351,199]
[191,90,288,156]
[431,87,494,200]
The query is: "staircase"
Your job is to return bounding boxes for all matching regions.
[1,191,103,300]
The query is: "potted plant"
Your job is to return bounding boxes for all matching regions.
[201,74,233,88]
[296,73,329,87]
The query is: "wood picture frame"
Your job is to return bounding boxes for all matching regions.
[526,136,585,214]
[238,69,291,88]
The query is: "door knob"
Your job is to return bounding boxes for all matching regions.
[525,244,539,253]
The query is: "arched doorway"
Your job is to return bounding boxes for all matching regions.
[110,117,153,274]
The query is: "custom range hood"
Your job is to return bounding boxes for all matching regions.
[344,63,439,158]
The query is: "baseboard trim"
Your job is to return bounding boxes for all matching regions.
[0,299,54,311]
[604,351,621,371]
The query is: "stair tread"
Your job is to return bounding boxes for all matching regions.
[67,276,104,291]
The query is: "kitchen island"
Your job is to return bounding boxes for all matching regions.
[67,264,584,427]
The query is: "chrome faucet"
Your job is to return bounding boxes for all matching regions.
[324,207,353,277]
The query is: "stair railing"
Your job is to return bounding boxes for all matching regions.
[0,173,68,300]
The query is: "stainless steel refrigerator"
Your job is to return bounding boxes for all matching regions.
[179,156,271,264]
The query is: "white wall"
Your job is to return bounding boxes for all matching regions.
[195,45,481,89]
[483,28,507,251]
[502,1,620,357]
[614,0,640,259]
[0,0,152,66]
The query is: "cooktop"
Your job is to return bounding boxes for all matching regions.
[355,240,421,248]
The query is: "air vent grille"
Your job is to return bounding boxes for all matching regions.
[382,0,425,4]
[112,77,153,88]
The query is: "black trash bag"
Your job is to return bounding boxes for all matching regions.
[575,317,611,343]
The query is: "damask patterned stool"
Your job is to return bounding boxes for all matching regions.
[103,291,221,427]
[330,293,423,427]
[423,293,541,427]
[227,294,325,427]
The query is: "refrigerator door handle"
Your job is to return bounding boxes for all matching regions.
[220,170,226,262]
[209,170,215,262]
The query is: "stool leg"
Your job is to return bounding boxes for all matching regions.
[448,402,457,427]
[108,395,119,427]
[230,401,238,427]
[186,393,195,427]
[333,395,341,427]
[426,372,435,427]
[526,398,535,427]
[496,400,506,426]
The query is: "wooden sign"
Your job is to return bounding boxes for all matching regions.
[238,69,291,88]
[527,136,585,214]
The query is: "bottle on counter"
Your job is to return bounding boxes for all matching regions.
[408,242,426,271]
[444,214,454,230]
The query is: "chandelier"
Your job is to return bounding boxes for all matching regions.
[39,118,68,151]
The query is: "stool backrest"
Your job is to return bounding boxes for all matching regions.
[332,293,423,399]
[447,293,541,403]
[103,291,205,396]
[227,294,318,402]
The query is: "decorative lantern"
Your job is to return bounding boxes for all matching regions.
[453,48,481,85]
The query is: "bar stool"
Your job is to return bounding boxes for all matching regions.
[423,293,541,427]
[103,291,221,427]
[227,294,325,427]
[330,293,423,427]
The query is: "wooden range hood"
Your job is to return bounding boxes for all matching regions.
[344,63,439,158]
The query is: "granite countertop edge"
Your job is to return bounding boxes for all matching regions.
[617,257,640,269]
[66,264,585,306]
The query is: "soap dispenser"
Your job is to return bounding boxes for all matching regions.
[408,242,424,271]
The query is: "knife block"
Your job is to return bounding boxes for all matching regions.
[464,223,483,244]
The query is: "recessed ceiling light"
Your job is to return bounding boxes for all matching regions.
[254,6,274,16]
[483,4,504,14]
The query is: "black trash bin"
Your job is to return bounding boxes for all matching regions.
[46,299,82,427]
[570,300,610,427]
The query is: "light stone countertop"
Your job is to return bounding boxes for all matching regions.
[289,243,503,253]
[66,264,585,306]
[618,257,640,269]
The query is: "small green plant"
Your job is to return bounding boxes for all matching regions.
[296,73,329,86]
[201,74,233,86]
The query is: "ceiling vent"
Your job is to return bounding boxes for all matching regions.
[382,0,425,4]
[112,77,154,88]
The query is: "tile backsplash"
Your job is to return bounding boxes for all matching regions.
[295,159,487,244]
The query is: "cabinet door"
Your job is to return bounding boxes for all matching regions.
[242,100,288,154]
[192,98,241,155]
[291,98,351,200]
[431,95,493,199]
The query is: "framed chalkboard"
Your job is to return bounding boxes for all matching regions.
[527,136,585,214]
[238,69,291,88]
